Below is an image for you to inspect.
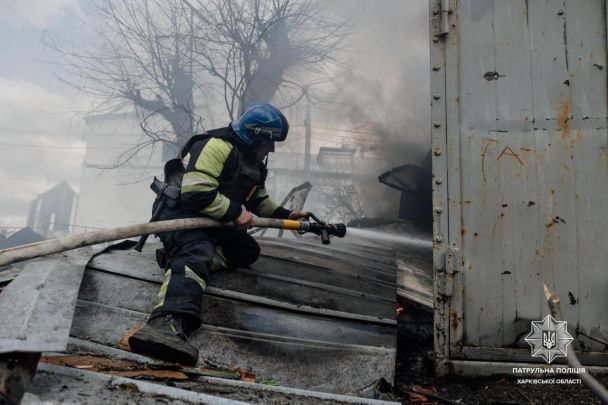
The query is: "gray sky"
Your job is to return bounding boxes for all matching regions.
[0,0,429,230]
[0,0,87,229]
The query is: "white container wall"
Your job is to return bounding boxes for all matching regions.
[431,0,608,375]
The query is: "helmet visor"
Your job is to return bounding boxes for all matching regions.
[246,126,287,143]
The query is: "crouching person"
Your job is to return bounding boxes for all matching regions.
[129,103,309,365]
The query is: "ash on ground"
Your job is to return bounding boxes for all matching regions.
[393,307,605,404]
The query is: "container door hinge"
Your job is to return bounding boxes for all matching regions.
[439,0,450,37]
[438,247,462,299]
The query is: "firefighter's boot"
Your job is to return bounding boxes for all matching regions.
[128,315,199,366]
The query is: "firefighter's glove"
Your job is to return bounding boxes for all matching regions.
[288,210,311,220]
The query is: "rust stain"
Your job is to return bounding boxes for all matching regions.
[450,308,460,335]
[460,215,465,240]
[497,146,524,166]
[545,216,566,229]
[492,212,505,236]
[40,355,189,380]
[481,138,498,183]
[113,370,189,380]
[463,200,472,204]
[116,326,141,351]
[557,94,571,141]
[600,145,608,163]
[572,130,582,145]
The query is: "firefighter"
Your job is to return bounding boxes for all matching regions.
[129,103,310,365]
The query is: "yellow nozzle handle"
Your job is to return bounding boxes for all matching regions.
[281,219,302,231]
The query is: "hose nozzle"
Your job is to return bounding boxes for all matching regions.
[298,214,347,244]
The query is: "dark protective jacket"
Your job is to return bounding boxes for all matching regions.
[164,127,290,221]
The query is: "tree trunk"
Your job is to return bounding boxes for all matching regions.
[239,20,299,114]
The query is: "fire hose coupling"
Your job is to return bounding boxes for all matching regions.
[285,213,347,244]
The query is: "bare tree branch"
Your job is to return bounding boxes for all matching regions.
[46,0,353,169]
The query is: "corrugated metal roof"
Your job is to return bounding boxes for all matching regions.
[0,236,403,404]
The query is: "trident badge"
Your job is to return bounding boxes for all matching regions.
[525,315,573,363]
[542,330,556,349]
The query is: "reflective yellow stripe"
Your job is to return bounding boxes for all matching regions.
[201,192,231,218]
[256,198,280,217]
[194,138,233,177]
[250,187,279,217]
[153,270,172,310]
[211,246,228,272]
[182,171,218,190]
[182,183,218,194]
[182,152,191,168]
[256,188,269,199]
[185,265,207,289]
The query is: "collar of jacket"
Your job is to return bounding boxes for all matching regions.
[183,126,258,163]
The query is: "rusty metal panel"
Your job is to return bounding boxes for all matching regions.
[458,0,505,349]
[565,0,608,352]
[434,0,608,370]
[491,0,540,349]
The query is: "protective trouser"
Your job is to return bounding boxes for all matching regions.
[149,218,260,332]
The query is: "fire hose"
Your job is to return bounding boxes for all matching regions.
[0,216,346,268]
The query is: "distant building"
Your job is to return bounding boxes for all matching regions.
[316,147,356,172]
[0,227,45,250]
[27,181,77,238]
[267,147,395,224]
[74,112,164,230]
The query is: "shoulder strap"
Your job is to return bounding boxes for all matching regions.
[179,127,237,157]
[179,133,211,158]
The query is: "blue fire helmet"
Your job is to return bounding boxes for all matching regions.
[230,103,289,146]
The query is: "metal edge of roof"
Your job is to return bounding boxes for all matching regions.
[396,288,433,310]
[27,363,248,405]
[0,267,22,284]
[28,363,401,405]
